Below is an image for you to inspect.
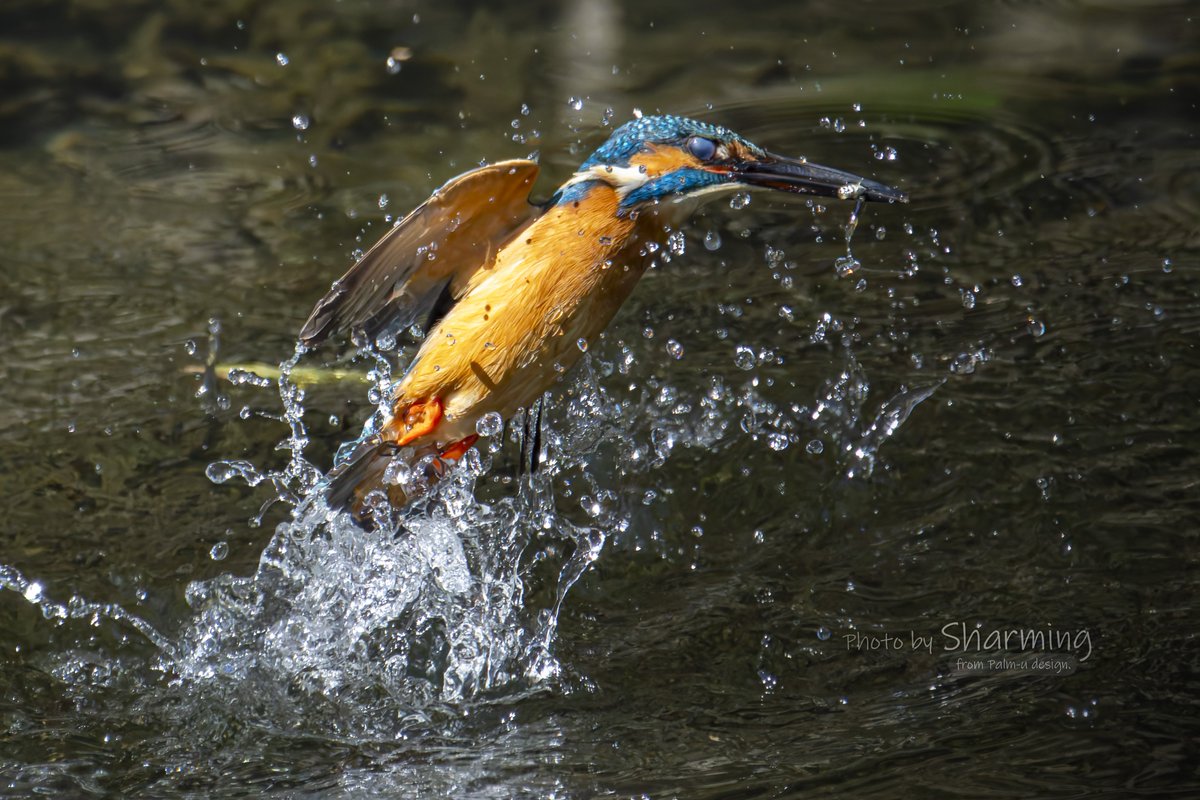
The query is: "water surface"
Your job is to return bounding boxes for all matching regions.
[1,0,1197,796]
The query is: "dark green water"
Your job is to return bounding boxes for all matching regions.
[1,0,1198,797]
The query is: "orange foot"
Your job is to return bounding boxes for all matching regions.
[386,397,444,446]
[439,434,479,462]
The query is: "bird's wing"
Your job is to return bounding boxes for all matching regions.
[300,159,541,348]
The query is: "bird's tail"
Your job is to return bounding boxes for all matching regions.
[322,438,412,520]
[321,397,480,523]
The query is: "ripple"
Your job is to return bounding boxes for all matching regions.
[702,90,1131,218]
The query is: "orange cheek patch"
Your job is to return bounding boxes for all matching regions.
[629,144,702,177]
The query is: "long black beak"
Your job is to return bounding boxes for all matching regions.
[734,151,908,203]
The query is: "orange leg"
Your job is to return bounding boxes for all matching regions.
[438,434,479,462]
[386,397,444,446]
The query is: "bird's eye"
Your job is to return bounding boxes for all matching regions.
[686,136,718,161]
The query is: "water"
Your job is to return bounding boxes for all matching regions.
[1,0,1198,796]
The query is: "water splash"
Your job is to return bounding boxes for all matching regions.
[173,342,613,711]
[0,563,175,656]
[2,337,609,734]
[843,381,944,479]
[1,281,942,734]
[172,483,544,703]
[833,196,866,277]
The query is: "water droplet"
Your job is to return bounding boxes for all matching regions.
[666,230,685,256]
[1036,475,1054,501]
[766,432,789,451]
[23,582,43,603]
[703,229,722,251]
[375,331,398,351]
[227,368,272,388]
[806,439,824,455]
[475,411,504,437]
[949,350,987,375]
[834,255,859,276]
[378,193,389,209]
[962,291,976,310]
[1011,273,1024,287]
[729,192,751,210]
[734,345,756,371]
[832,117,846,133]
[568,96,584,111]
[385,47,412,75]
[665,339,684,360]
[1162,258,1173,274]
[205,460,264,487]
[291,114,310,131]
[1026,317,1046,337]
[576,337,589,352]
[209,541,229,561]
[183,339,198,356]
[816,625,832,641]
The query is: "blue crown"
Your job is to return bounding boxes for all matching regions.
[580,115,759,169]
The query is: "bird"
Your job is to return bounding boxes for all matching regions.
[298,115,907,520]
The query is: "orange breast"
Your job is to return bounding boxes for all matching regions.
[392,182,648,444]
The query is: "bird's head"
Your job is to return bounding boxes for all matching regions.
[556,114,907,214]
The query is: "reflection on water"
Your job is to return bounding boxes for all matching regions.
[1,0,1198,796]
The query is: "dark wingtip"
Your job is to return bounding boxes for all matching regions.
[323,438,400,512]
[297,316,329,349]
[297,288,344,348]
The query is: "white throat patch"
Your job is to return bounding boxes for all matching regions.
[561,164,650,200]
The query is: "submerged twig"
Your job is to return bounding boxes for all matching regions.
[182,361,369,387]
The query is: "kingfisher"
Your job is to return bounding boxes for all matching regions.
[299,115,906,519]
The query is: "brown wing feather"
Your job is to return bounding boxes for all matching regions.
[299,159,541,348]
